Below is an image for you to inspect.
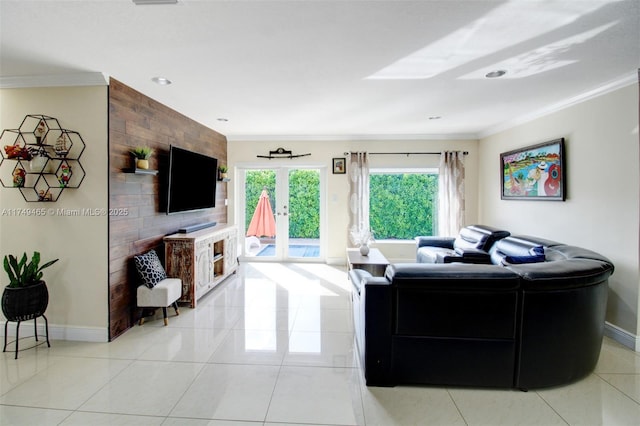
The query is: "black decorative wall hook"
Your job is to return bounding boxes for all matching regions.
[257,147,311,159]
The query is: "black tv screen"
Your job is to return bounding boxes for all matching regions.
[166,145,218,214]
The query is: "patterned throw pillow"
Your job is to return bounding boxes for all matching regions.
[134,250,167,288]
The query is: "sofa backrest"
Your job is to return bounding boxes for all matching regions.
[490,236,548,265]
[491,235,615,289]
[453,225,510,252]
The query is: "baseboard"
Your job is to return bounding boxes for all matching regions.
[604,321,639,352]
[387,257,414,264]
[1,321,108,343]
[326,257,347,266]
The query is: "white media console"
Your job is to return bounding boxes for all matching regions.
[164,223,238,308]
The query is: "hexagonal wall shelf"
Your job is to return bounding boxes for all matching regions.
[1,114,85,202]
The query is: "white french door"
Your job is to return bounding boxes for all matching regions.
[239,165,325,262]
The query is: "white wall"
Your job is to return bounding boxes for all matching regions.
[0,86,109,341]
[228,138,479,263]
[478,84,639,336]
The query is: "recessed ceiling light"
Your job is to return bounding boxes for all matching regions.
[151,76,172,85]
[485,70,507,78]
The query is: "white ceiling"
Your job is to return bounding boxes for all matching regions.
[1,0,638,141]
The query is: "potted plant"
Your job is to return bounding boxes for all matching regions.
[218,164,228,180]
[130,146,154,170]
[350,226,375,256]
[2,252,58,322]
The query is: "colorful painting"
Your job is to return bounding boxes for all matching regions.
[500,138,565,201]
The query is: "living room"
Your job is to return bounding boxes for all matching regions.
[1,70,638,349]
[0,1,639,424]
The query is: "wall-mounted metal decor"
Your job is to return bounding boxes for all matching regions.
[0,114,86,202]
[257,147,310,159]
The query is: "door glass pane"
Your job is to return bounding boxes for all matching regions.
[245,169,276,257]
[287,169,320,258]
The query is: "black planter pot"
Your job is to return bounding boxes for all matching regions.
[2,280,49,321]
[2,281,51,359]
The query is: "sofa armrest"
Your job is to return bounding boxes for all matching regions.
[349,268,395,385]
[359,271,394,386]
[450,247,492,264]
[415,236,455,249]
[349,268,389,296]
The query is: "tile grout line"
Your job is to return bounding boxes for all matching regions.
[533,390,571,426]
[594,372,640,406]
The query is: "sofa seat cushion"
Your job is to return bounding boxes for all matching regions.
[137,278,182,307]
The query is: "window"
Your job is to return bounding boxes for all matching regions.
[369,168,438,239]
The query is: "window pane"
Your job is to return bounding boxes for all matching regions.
[369,173,438,239]
[288,169,320,239]
[245,169,276,232]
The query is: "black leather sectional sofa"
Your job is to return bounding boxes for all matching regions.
[349,225,614,390]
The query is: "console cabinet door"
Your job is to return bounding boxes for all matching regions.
[224,232,237,271]
[195,240,213,296]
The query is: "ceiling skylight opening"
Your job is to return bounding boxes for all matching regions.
[366,0,617,80]
[463,21,618,80]
[151,76,172,85]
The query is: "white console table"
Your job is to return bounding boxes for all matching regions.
[164,224,238,308]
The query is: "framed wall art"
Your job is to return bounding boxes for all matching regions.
[333,157,346,174]
[500,138,565,201]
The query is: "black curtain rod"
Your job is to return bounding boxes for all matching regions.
[343,151,469,156]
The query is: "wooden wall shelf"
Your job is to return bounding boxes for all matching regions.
[123,168,158,175]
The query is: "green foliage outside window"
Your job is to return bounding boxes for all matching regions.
[245,169,320,239]
[369,173,438,239]
[288,170,320,238]
[245,170,276,232]
[245,170,435,241]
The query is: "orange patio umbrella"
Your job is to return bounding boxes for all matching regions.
[246,188,276,237]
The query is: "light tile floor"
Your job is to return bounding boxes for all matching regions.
[1,262,640,425]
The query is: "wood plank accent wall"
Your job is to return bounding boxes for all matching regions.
[108,78,228,340]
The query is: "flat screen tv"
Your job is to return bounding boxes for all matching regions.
[166,145,218,214]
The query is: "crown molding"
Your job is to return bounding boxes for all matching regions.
[0,72,109,89]
[226,133,478,142]
[478,71,638,139]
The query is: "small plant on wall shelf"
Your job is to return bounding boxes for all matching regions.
[218,164,228,180]
[130,146,154,170]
